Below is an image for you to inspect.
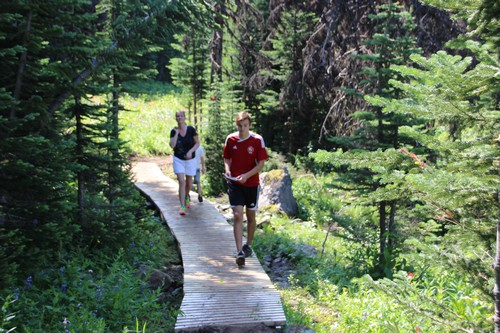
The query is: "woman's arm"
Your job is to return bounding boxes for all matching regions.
[185,134,199,159]
[169,127,178,149]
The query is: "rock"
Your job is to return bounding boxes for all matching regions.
[259,168,298,217]
[136,264,173,290]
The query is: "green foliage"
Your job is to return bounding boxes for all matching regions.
[2,213,179,332]
[315,2,427,278]
[254,211,491,332]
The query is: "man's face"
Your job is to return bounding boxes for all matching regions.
[236,118,251,137]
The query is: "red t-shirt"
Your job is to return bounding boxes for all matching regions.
[222,132,269,187]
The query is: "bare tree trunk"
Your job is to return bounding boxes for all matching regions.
[210,0,224,84]
[494,135,500,333]
[210,29,223,83]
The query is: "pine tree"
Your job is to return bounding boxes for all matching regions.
[315,2,423,277]
[260,6,319,154]
[169,25,210,128]
[365,43,499,333]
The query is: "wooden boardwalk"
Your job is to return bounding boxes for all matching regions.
[131,162,286,332]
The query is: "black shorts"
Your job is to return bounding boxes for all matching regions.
[227,182,260,210]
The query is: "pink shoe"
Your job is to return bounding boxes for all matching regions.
[179,205,186,215]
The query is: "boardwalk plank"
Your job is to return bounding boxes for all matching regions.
[132,162,286,332]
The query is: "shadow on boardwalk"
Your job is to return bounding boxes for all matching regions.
[132,161,286,333]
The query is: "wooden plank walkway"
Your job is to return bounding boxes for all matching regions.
[131,162,286,332]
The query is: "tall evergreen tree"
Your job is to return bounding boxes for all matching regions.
[313,2,422,277]
[365,43,499,333]
[260,5,319,154]
[169,27,210,127]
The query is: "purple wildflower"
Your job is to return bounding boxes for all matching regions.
[24,276,33,288]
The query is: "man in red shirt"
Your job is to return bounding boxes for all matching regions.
[223,111,269,266]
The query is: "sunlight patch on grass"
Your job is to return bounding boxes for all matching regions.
[120,93,183,156]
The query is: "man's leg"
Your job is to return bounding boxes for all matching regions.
[232,205,245,251]
[245,208,257,246]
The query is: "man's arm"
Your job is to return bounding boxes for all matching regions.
[223,158,233,179]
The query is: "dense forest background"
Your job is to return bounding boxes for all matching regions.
[1,0,499,332]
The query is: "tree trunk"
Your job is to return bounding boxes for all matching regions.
[494,135,500,333]
[75,98,85,226]
[210,29,223,83]
[106,72,120,203]
[191,29,197,125]
[388,200,396,250]
[379,201,387,271]
[210,0,224,84]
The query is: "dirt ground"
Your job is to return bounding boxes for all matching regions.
[131,154,173,174]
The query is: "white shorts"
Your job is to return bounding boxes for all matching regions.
[173,156,197,176]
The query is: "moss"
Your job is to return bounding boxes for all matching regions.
[263,169,285,185]
[260,204,280,214]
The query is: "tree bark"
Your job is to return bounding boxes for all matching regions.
[210,0,224,83]
[494,135,500,333]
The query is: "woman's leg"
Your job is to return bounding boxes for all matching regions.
[176,173,186,206]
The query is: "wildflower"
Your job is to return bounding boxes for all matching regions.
[96,285,103,301]
[408,272,415,279]
[61,283,67,293]
[25,276,33,288]
[63,317,71,333]
[13,288,20,300]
